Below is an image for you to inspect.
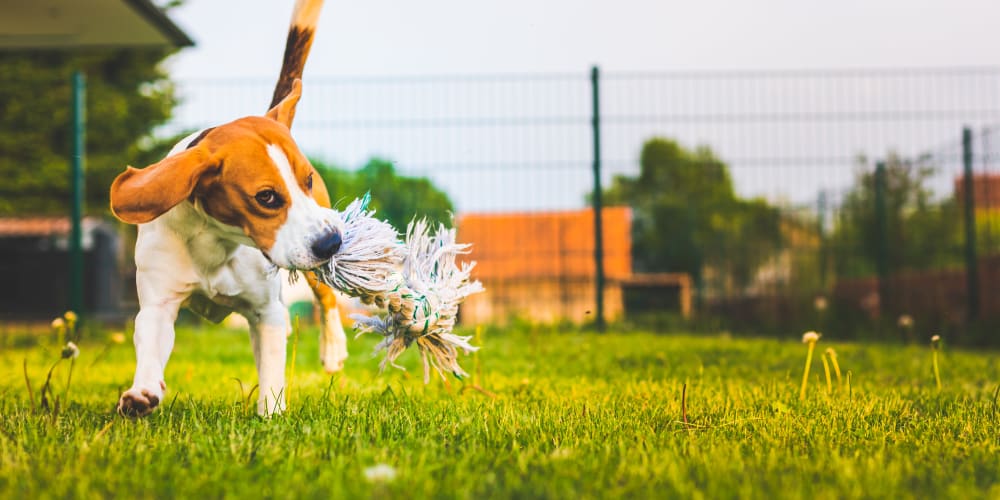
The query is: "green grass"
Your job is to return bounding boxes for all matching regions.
[1,325,999,499]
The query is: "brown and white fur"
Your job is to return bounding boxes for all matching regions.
[110,0,343,416]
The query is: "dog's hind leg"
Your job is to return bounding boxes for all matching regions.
[306,272,348,373]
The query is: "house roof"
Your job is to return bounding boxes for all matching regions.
[0,217,104,237]
[456,207,632,281]
[0,0,194,50]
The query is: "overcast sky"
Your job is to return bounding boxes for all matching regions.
[164,0,1000,78]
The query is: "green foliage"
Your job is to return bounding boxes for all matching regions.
[603,138,783,292]
[0,49,183,215]
[312,157,455,231]
[829,154,962,277]
[1,326,998,498]
[974,209,1000,255]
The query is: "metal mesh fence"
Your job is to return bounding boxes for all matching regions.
[169,67,1000,340]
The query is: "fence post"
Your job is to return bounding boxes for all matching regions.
[962,126,980,320]
[70,70,86,320]
[590,66,606,332]
[874,161,889,316]
[817,189,828,289]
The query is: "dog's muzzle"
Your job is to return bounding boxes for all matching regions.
[311,229,343,260]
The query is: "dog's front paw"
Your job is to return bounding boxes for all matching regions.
[118,383,164,417]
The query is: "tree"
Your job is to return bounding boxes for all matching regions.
[0,48,182,215]
[829,154,961,277]
[312,157,455,231]
[603,138,783,293]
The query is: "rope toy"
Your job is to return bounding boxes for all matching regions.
[311,193,484,382]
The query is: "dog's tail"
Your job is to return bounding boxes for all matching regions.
[269,0,325,119]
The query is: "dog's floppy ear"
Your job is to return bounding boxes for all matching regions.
[110,147,218,224]
[266,78,302,128]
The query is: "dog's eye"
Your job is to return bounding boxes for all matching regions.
[306,173,313,191]
[255,189,283,209]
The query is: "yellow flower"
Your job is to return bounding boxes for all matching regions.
[111,333,127,344]
[51,318,65,330]
[63,311,78,323]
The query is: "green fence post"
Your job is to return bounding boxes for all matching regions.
[874,161,889,317]
[817,189,828,289]
[962,127,980,320]
[70,70,86,319]
[590,66,606,332]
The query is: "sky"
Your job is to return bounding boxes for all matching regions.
[157,1,1000,212]
[164,0,1000,78]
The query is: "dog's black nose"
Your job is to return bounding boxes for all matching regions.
[311,230,342,260]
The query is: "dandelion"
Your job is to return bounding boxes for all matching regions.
[800,331,821,400]
[363,464,397,483]
[51,317,66,346]
[897,314,913,328]
[931,335,942,391]
[61,342,80,359]
[110,333,126,344]
[813,296,828,312]
[61,341,80,406]
[897,314,914,343]
[825,347,842,388]
[34,320,81,416]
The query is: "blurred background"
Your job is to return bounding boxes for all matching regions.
[2,0,1000,345]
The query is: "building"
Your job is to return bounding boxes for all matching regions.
[456,207,633,324]
[0,217,124,321]
[955,173,1000,210]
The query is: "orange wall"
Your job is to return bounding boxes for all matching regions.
[455,207,632,324]
[456,207,632,281]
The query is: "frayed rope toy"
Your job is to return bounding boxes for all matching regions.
[306,193,484,382]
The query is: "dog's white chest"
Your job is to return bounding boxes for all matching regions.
[188,232,243,297]
[137,204,277,312]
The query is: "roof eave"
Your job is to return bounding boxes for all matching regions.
[124,0,195,48]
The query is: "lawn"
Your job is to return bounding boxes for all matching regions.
[1,323,998,499]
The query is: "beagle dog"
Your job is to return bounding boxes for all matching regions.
[110,0,342,416]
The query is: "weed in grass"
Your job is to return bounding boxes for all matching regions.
[825,347,842,389]
[51,317,65,347]
[89,331,127,368]
[993,385,1000,417]
[289,315,301,406]
[22,358,34,410]
[799,331,820,400]
[1,327,999,498]
[60,341,79,406]
[821,350,833,394]
[931,334,943,391]
[898,314,914,343]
